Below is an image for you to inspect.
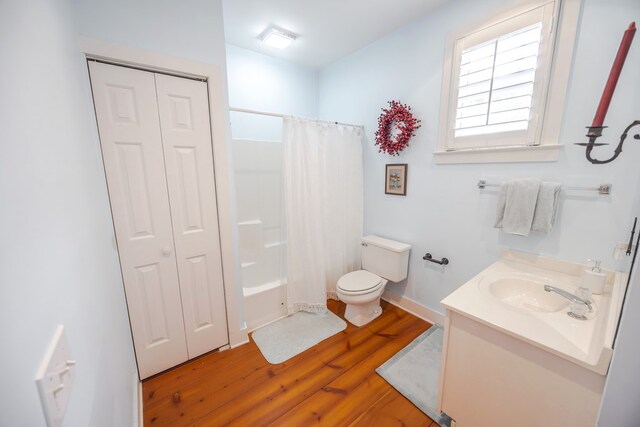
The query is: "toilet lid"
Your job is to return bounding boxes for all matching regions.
[337,270,383,294]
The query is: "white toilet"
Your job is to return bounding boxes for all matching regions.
[336,235,411,326]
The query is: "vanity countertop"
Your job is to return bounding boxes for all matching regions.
[441,250,625,375]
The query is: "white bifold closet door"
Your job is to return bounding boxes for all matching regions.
[89,61,228,379]
[154,73,228,357]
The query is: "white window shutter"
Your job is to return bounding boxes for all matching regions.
[446,2,556,150]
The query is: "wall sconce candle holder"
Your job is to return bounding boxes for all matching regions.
[575,120,640,164]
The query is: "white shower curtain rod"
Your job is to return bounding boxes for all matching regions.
[229,106,364,129]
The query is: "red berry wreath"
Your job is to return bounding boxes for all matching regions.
[374,100,421,156]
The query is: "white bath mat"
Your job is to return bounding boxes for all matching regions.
[376,325,452,427]
[252,310,347,364]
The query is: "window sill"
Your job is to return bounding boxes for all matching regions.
[433,144,562,164]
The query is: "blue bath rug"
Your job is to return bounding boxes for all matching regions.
[252,310,347,364]
[376,324,452,427]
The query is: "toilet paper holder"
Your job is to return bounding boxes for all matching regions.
[423,253,449,266]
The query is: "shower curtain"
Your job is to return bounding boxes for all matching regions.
[283,117,363,314]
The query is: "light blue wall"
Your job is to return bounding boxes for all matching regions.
[0,1,137,425]
[226,44,319,140]
[71,0,228,68]
[226,44,319,116]
[319,0,640,316]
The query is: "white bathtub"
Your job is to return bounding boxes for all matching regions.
[243,280,287,332]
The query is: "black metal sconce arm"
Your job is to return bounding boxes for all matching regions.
[576,120,640,164]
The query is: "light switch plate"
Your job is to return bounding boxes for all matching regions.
[35,325,75,427]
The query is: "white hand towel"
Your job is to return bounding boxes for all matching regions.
[494,178,542,236]
[494,185,508,229]
[531,182,561,233]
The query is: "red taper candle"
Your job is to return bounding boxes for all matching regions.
[592,22,636,127]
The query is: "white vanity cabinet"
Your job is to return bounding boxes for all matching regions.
[437,251,625,427]
[438,310,605,427]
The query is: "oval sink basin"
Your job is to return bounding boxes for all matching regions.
[480,275,570,313]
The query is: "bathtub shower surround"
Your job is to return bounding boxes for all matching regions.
[234,137,287,289]
[283,117,364,314]
[231,112,364,328]
[234,136,288,330]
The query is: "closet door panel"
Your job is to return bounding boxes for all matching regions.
[155,74,229,357]
[89,62,188,379]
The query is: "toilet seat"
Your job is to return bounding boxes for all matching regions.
[337,270,384,295]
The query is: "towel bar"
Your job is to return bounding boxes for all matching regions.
[477,180,611,195]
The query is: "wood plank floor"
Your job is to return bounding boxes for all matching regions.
[142,299,437,426]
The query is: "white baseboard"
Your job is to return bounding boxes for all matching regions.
[230,338,250,349]
[138,381,143,427]
[246,313,289,334]
[229,328,249,349]
[229,322,250,349]
[132,373,142,427]
[382,290,445,326]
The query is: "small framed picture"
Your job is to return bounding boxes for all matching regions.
[385,164,407,196]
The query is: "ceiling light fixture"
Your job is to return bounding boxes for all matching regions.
[259,26,297,49]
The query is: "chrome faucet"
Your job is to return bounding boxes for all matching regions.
[543,285,592,320]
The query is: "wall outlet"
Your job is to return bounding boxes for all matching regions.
[35,325,76,427]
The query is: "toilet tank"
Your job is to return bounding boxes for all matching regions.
[361,235,411,282]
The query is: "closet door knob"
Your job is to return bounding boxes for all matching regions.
[162,246,173,256]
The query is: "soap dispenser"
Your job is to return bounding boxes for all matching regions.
[582,259,607,295]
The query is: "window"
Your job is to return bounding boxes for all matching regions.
[455,22,544,139]
[436,0,580,163]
